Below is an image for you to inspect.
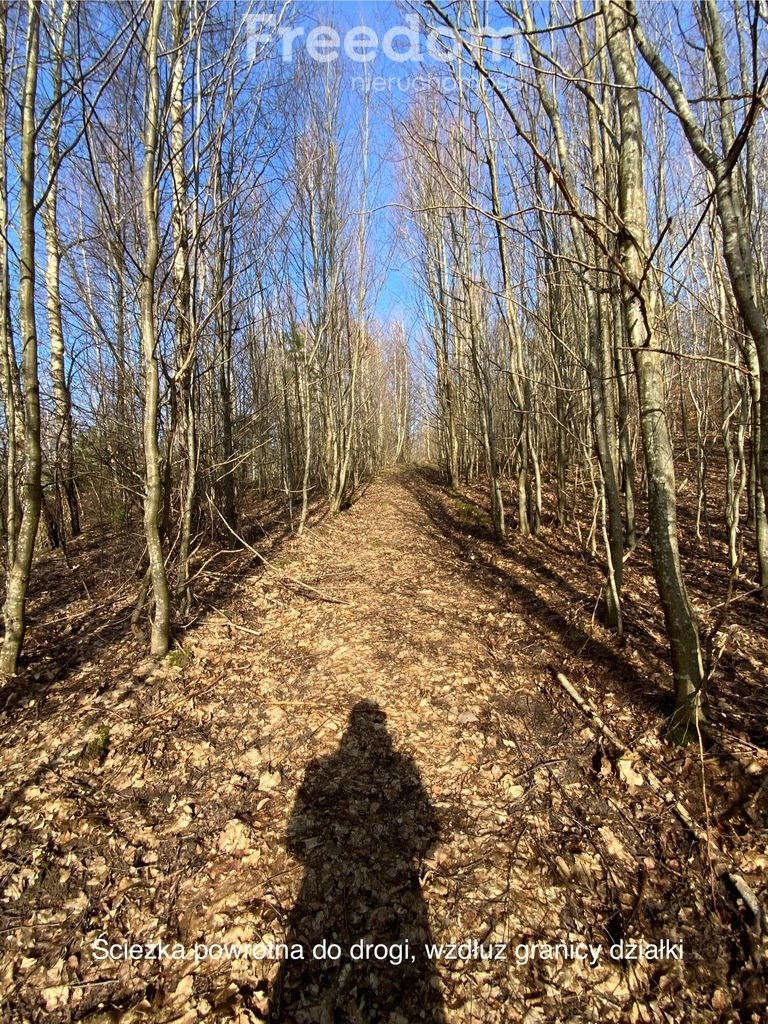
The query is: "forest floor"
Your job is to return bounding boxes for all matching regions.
[0,466,766,1024]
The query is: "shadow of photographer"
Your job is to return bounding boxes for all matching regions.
[269,699,446,1022]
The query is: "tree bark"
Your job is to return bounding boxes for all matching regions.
[0,2,18,566]
[43,0,79,541]
[629,0,768,599]
[140,0,171,657]
[169,0,198,614]
[1,1,43,677]
[605,0,705,731]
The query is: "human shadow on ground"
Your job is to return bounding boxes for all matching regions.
[269,700,447,1023]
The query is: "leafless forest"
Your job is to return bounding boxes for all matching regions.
[0,2,767,1022]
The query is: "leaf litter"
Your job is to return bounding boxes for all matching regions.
[0,469,766,1023]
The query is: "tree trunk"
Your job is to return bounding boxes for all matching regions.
[1,1,43,677]
[43,0,79,541]
[169,0,198,613]
[630,0,768,599]
[0,2,18,566]
[140,0,171,657]
[605,0,705,733]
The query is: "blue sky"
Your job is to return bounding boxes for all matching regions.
[277,1,425,327]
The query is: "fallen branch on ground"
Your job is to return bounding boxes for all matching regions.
[209,498,349,606]
[551,669,765,938]
[553,670,702,837]
[209,605,263,636]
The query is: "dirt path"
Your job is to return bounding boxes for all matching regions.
[0,470,761,1024]
[179,469,588,1022]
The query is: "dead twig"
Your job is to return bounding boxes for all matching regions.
[552,670,703,842]
[209,499,349,606]
[552,669,768,933]
[724,872,764,935]
[209,605,263,637]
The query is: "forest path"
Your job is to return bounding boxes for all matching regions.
[1,469,731,1024]
[238,467,511,755]
[192,465,567,1020]
[167,466,661,1021]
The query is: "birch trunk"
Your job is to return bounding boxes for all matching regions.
[43,0,79,541]
[0,3,18,565]
[1,1,42,677]
[140,0,171,657]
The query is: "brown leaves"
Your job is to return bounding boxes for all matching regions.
[618,756,645,788]
[1,473,765,1023]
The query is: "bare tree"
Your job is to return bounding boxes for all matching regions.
[628,0,768,598]
[42,0,80,543]
[604,0,706,731]
[139,0,171,657]
[1,0,43,677]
